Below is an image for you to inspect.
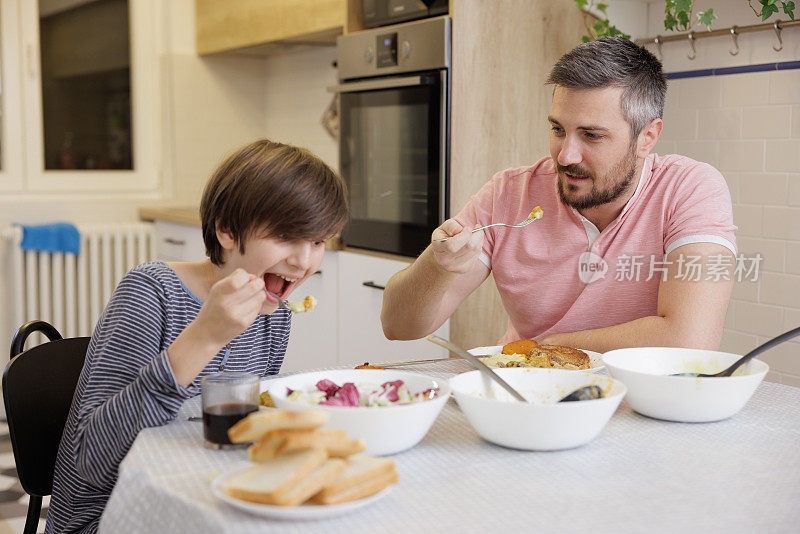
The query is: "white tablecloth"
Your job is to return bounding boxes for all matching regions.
[100,360,800,533]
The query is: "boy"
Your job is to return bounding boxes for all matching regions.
[46,139,348,533]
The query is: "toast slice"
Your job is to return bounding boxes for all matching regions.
[248,429,366,462]
[314,454,397,501]
[221,448,327,505]
[313,468,399,505]
[273,458,346,507]
[228,409,329,444]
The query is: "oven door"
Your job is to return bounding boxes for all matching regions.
[332,70,448,258]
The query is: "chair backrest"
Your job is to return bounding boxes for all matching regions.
[3,321,89,497]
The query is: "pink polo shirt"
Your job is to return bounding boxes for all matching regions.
[454,154,737,344]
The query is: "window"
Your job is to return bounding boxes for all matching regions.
[19,0,159,192]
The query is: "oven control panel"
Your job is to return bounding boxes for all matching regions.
[337,16,450,80]
[377,33,398,68]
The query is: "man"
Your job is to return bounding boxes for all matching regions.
[381,37,736,352]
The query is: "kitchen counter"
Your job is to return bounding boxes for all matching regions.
[139,206,201,227]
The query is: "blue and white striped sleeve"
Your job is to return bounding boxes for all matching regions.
[71,270,195,489]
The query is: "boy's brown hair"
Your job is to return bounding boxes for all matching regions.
[200,139,348,265]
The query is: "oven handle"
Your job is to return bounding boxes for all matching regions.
[327,75,434,94]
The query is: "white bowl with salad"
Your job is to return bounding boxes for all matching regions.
[266,369,450,455]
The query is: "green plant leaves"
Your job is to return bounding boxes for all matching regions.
[697,8,717,30]
[782,1,795,18]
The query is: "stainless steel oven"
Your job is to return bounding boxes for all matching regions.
[330,17,450,258]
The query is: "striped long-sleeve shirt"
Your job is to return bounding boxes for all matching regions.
[45,262,291,533]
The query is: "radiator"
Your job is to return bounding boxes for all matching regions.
[2,223,155,341]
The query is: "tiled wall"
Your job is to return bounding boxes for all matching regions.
[654,68,800,385]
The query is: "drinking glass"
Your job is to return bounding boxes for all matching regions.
[201,372,259,449]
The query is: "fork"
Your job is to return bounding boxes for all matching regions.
[265,290,291,311]
[433,206,543,242]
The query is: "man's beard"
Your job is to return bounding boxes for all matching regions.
[557,147,638,210]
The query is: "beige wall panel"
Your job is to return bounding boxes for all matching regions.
[450,0,586,349]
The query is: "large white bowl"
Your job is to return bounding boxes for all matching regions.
[266,369,450,456]
[449,368,626,451]
[602,347,769,423]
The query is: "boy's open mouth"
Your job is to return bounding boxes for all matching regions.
[263,273,298,300]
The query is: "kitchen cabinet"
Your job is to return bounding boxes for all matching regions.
[336,250,448,367]
[281,254,339,373]
[153,220,207,262]
[195,0,346,56]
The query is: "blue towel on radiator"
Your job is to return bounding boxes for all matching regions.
[16,222,81,255]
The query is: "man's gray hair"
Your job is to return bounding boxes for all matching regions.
[546,37,667,137]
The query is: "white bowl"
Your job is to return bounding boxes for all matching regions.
[449,368,626,451]
[266,369,450,455]
[601,347,769,423]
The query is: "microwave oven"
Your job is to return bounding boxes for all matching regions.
[362,0,449,29]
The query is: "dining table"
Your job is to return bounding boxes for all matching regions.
[99,359,800,533]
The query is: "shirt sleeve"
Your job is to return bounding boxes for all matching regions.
[71,270,197,489]
[453,170,505,269]
[663,162,737,256]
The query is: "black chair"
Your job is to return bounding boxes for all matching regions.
[3,321,89,534]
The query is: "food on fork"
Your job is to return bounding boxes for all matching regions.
[287,295,317,313]
[219,409,399,507]
[527,206,544,220]
[501,339,539,355]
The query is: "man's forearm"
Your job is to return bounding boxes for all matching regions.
[539,315,722,353]
[381,247,459,340]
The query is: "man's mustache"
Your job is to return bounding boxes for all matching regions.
[556,164,592,180]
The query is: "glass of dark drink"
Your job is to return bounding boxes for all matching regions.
[201,372,259,449]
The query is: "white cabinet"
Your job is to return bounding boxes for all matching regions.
[336,251,449,367]
[281,254,339,373]
[153,221,207,262]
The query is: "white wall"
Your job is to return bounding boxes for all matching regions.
[637,1,800,385]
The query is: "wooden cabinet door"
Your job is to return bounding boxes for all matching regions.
[337,251,449,367]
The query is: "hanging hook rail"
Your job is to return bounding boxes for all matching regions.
[654,35,663,59]
[729,26,740,56]
[636,18,799,47]
[687,31,696,60]
[773,20,784,51]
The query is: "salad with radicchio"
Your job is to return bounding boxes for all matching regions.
[286,379,438,407]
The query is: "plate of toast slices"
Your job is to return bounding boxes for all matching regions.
[469,341,604,372]
[212,410,398,519]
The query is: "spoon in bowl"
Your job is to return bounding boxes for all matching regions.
[671,324,800,377]
[425,335,529,402]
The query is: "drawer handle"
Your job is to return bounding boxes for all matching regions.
[163,238,186,246]
[362,281,385,291]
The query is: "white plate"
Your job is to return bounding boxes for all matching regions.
[468,346,605,372]
[211,464,392,520]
